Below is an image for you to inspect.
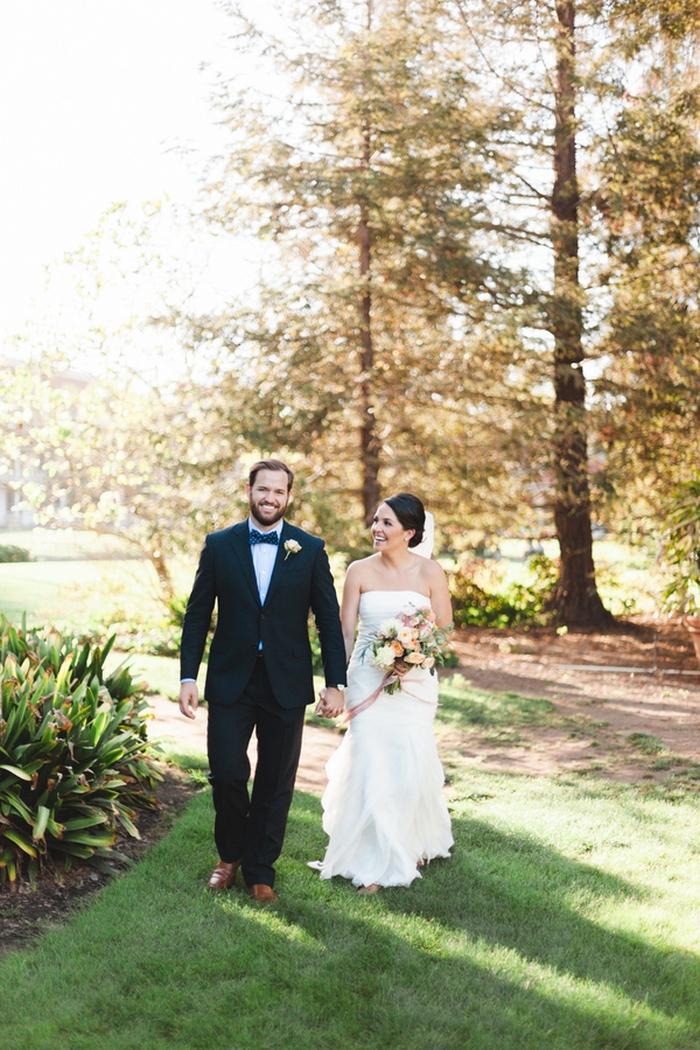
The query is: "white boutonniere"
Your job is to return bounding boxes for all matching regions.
[284,539,302,561]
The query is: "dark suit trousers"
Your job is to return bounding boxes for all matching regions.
[206,655,305,888]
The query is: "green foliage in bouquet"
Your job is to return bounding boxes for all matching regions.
[0,613,161,885]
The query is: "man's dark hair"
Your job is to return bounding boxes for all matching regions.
[248,459,294,492]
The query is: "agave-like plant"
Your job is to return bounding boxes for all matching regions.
[0,614,161,885]
[660,478,700,615]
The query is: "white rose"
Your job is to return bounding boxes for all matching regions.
[283,539,302,560]
[378,618,401,637]
[373,645,397,670]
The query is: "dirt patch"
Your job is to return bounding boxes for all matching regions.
[444,616,700,783]
[0,764,194,954]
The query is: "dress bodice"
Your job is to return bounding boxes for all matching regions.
[355,590,433,648]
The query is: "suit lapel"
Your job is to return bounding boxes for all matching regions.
[228,522,261,607]
[261,522,290,609]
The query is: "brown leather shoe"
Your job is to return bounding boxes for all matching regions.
[207,858,241,890]
[250,883,278,903]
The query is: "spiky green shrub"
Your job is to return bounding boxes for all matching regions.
[0,614,161,885]
[660,476,700,614]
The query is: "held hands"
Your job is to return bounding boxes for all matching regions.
[315,686,345,719]
[178,681,199,720]
[181,681,343,720]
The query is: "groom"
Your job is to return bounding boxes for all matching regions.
[178,459,346,902]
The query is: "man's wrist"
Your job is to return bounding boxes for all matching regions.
[326,684,345,692]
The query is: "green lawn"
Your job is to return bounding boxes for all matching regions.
[2,685,699,1049]
[0,557,154,624]
[0,529,166,628]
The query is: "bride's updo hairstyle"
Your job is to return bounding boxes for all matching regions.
[384,493,426,548]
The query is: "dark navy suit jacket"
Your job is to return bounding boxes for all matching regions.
[179,520,346,709]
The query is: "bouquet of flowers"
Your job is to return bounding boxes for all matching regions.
[360,604,453,695]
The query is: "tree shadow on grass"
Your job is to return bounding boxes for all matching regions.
[436,679,556,729]
[365,810,700,1036]
[285,793,700,1050]
[3,789,696,1050]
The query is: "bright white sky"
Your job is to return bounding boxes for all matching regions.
[0,0,276,343]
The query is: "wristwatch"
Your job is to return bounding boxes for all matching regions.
[331,684,345,691]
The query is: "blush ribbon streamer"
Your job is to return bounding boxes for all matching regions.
[342,670,437,723]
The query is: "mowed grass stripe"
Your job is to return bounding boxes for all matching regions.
[2,770,699,1050]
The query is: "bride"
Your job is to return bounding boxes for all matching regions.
[312,493,453,894]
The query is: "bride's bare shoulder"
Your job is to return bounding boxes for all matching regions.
[346,554,380,583]
[347,554,380,571]
[417,556,448,584]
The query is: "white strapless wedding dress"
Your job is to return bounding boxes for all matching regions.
[312,590,453,888]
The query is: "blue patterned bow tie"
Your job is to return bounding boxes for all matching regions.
[249,528,279,546]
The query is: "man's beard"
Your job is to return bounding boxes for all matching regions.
[250,496,288,527]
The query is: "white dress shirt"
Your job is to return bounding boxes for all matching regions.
[249,517,283,606]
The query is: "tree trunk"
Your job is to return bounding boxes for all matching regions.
[359,208,380,525]
[150,545,175,602]
[551,1,612,627]
[358,0,380,526]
